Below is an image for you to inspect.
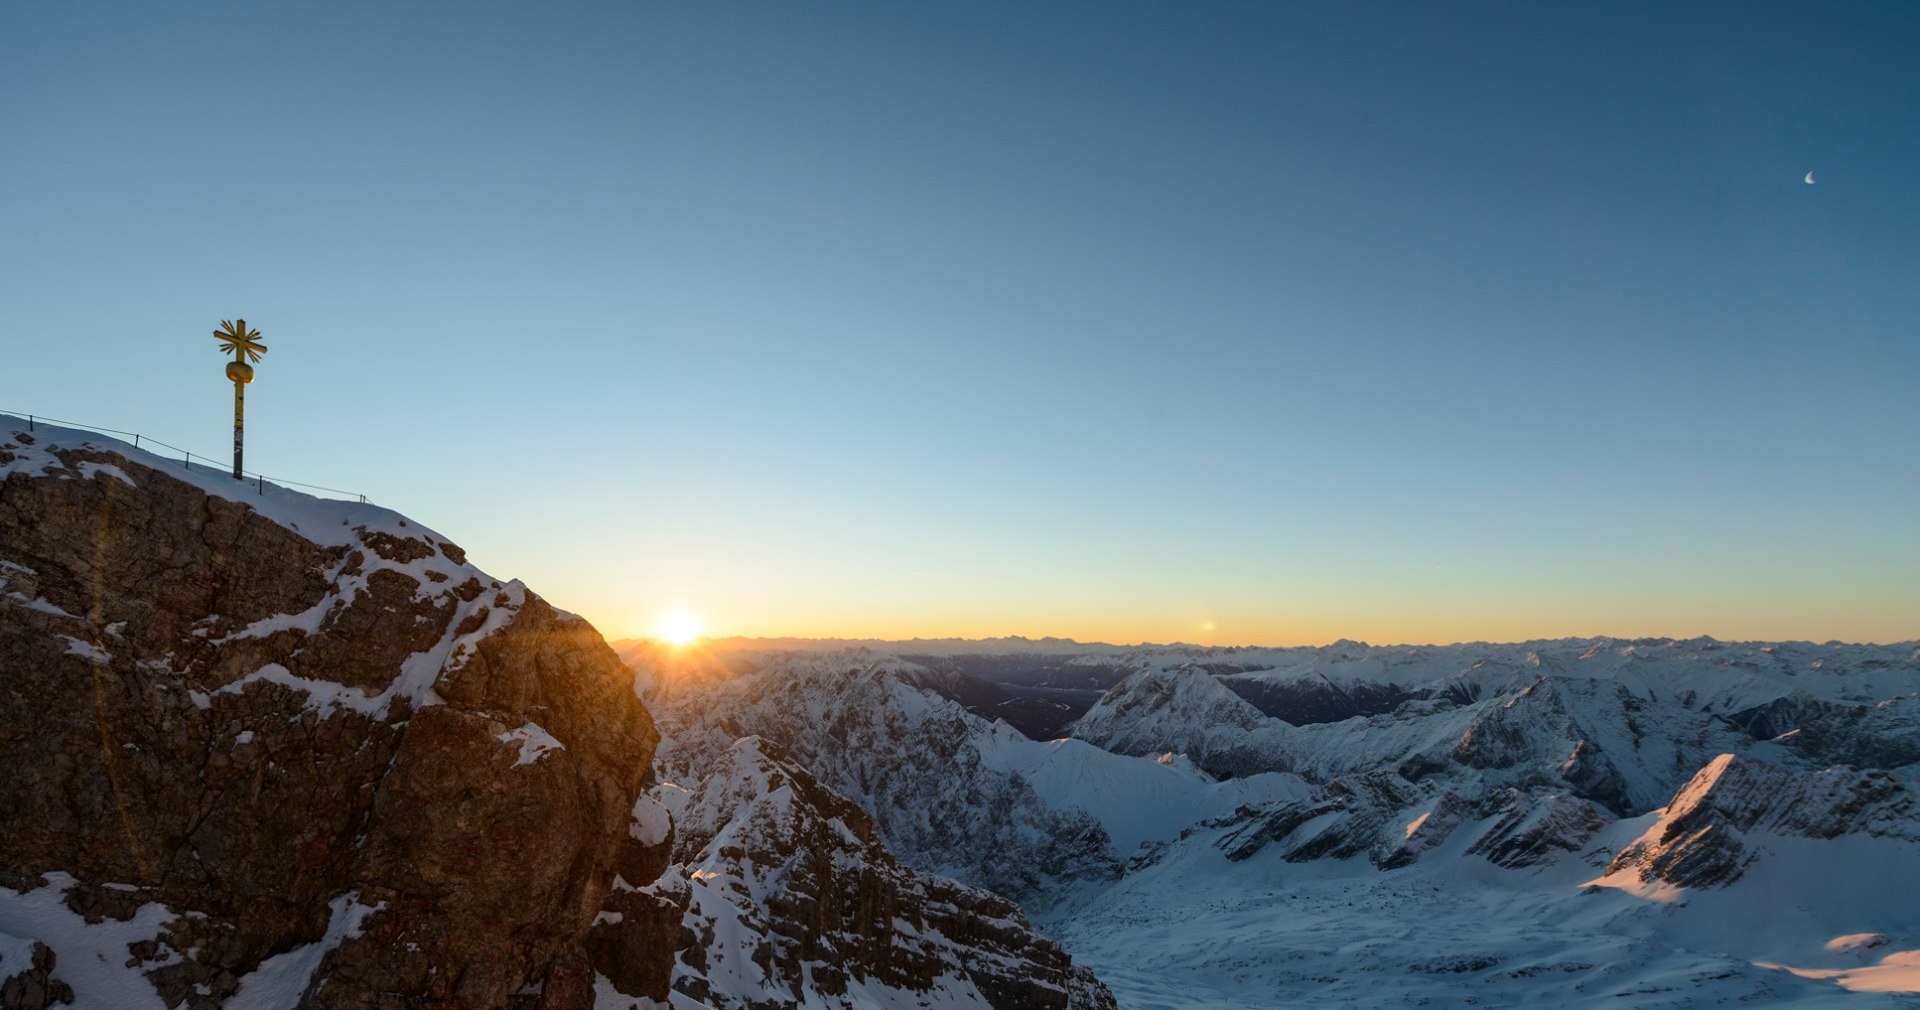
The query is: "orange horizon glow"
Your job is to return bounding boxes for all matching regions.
[598,610,1920,650]
[573,563,1918,652]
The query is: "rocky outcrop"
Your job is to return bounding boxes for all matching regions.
[1601,754,1920,890]
[621,737,1114,1010]
[1212,771,1425,866]
[0,424,663,1008]
[584,794,681,1002]
[1463,791,1608,869]
[0,944,73,1010]
[1374,791,1472,870]
[1722,693,1842,740]
[1445,676,1738,817]
[1171,775,1609,874]
[1776,693,1920,771]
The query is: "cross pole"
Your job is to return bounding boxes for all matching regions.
[213,319,267,480]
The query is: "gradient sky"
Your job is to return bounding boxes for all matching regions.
[4,1,1916,645]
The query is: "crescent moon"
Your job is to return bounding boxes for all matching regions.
[1805,172,1816,184]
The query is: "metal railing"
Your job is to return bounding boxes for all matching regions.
[3,409,368,503]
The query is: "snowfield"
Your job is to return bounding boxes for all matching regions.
[1039,820,1920,1009]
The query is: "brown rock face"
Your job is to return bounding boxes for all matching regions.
[0,427,662,1008]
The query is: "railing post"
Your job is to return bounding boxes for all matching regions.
[27,415,32,431]
[134,434,140,448]
[257,475,264,495]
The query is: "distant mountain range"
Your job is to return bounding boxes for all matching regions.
[627,634,1920,1008]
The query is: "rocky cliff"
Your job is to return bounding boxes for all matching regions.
[0,422,667,1009]
[598,737,1115,1010]
[1598,753,1920,890]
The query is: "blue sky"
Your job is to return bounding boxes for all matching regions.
[4,1,1915,643]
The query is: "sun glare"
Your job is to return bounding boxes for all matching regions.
[656,609,702,647]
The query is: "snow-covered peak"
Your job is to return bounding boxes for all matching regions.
[1078,637,1920,713]
[1070,664,1277,775]
[1597,755,1920,892]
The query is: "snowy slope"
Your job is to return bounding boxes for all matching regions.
[645,654,1313,894]
[630,737,1114,1010]
[971,731,1309,859]
[1042,760,1920,1010]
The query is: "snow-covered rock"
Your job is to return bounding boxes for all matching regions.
[1076,659,1778,817]
[648,655,1121,900]
[1463,791,1611,869]
[621,737,1113,1010]
[1068,665,1280,778]
[1597,754,1920,891]
[1776,693,1920,772]
[645,652,1325,896]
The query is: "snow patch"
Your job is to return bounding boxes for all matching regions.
[630,794,672,847]
[4,595,77,619]
[203,664,384,716]
[60,636,110,662]
[1758,949,1920,993]
[0,873,175,1010]
[74,461,135,486]
[225,892,385,1010]
[496,721,565,767]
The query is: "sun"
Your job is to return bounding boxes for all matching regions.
[655,609,702,647]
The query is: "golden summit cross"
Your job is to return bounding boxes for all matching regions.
[214,319,266,479]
